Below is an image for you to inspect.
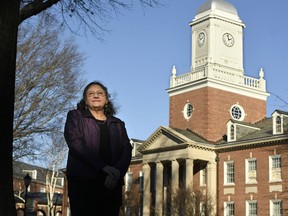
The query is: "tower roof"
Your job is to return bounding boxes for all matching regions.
[197,0,238,16]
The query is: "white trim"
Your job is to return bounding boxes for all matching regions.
[167,78,269,101]
[224,161,235,185]
[269,155,282,183]
[245,158,257,184]
[270,199,282,216]
[272,114,283,135]
[245,200,257,216]
[224,201,235,216]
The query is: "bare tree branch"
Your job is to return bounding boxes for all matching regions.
[19,0,61,24]
[13,14,85,160]
[19,0,161,39]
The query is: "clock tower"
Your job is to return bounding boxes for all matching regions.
[167,0,270,142]
[191,0,245,73]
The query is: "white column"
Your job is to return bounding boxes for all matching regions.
[155,161,164,216]
[207,161,217,197]
[171,159,179,192]
[185,158,194,189]
[143,163,151,216]
[207,161,217,215]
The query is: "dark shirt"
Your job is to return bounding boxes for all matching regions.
[97,120,112,165]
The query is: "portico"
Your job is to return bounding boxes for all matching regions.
[139,126,217,215]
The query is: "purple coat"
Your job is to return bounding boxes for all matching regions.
[64,109,132,179]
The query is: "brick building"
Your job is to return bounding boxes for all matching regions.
[13,161,66,216]
[126,0,288,215]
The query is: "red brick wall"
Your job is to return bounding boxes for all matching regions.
[217,144,288,215]
[169,86,266,142]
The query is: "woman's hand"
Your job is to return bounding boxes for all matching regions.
[104,175,118,189]
[102,165,120,181]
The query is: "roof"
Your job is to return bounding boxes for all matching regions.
[197,0,238,16]
[136,109,288,154]
[13,161,65,184]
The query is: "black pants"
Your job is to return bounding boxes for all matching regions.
[68,176,122,216]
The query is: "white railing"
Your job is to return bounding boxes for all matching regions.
[170,67,266,91]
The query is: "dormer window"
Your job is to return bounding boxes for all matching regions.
[272,110,288,134]
[23,169,37,179]
[230,125,235,140]
[226,121,236,142]
[276,116,282,133]
[272,110,288,135]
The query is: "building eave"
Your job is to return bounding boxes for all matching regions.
[216,134,288,153]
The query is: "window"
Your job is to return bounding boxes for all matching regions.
[272,112,287,135]
[56,177,64,186]
[226,121,236,142]
[200,202,206,216]
[139,171,144,192]
[246,159,257,183]
[246,201,257,216]
[275,116,282,133]
[200,163,207,186]
[230,104,245,121]
[270,200,282,216]
[40,187,46,193]
[269,155,282,182]
[225,161,235,184]
[183,102,193,120]
[225,201,235,216]
[22,169,37,180]
[125,172,133,191]
[230,125,235,141]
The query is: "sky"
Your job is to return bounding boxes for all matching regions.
[73,0,288,141]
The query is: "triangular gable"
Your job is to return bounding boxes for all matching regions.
[138,126,190,153]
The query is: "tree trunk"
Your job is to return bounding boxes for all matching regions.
[0,1,20,216]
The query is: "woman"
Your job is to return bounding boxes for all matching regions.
[64,81,132,216]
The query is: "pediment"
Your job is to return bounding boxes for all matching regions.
[138,126,190,153]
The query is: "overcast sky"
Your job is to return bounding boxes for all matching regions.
[73,0,288,140]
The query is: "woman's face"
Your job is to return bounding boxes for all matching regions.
[85,84,108,112]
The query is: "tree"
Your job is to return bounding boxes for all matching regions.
[120,187,142,216]
[42,133,68,216]
[14,15,84,161]
[170,188,216,216]
[0,1,159,215]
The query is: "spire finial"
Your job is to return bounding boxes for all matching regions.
[172,65,177,76]
[259,68,264,79]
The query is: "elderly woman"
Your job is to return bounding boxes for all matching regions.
[64,81,132,216]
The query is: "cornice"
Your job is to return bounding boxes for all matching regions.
[139,131,288,155]
[137,128,164,152]
[191,15,244,28]
[216,135,288,153]
[140,143,188,154]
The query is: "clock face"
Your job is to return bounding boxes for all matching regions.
[197,32,206,47]
[222,33,234,47]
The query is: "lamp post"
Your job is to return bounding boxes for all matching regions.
[24,173,32,216]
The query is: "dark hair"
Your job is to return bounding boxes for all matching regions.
[77,81,117,116]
